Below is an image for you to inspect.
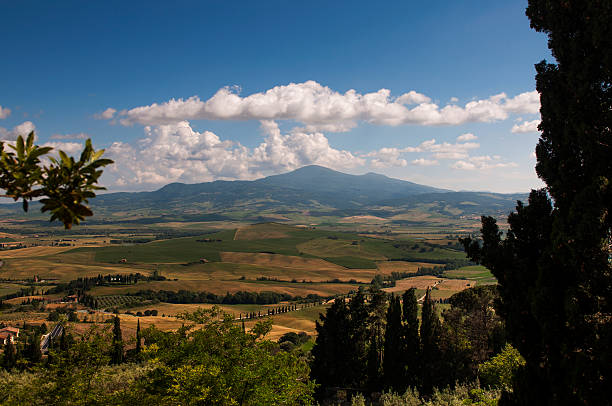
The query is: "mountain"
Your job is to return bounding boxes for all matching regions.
[0,165,527,223]
[91,165,447,212]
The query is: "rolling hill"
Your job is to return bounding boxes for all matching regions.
[0,165,527,224]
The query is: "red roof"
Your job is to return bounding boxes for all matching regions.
[0,327,19,334]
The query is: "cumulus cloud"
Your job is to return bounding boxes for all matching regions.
[452,155,518,170]
[395,91,431,105]
[411,158,439,166]
[95,107,117,120]
[364,147,408,168]
[409,138,480,160]
[511,119,540,133]
[104,120,363,187]
[0,105,11,119]
[50,132,91,140]
[112,81,540,131]
[0,121,36,141]
[456,133,477,142]
[42,141,84,155]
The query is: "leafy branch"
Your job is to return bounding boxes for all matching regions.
[0,131,113,229]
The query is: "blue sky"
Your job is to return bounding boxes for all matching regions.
[0,0,551,192]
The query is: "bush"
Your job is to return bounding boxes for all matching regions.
[478,343,525,389]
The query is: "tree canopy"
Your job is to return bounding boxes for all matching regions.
[462,1,611,404]
[0,132,112,228]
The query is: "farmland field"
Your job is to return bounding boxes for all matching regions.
[0,222,495,340]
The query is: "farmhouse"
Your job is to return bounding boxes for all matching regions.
[0,241,25,249]
[0,326,19,345]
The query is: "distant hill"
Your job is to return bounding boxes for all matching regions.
[0,165,527,224]
[91,165,448,212]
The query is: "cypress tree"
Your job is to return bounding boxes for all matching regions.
[461,2,611,403]
[59,328,68,352]
[311,298,352,395]
[3,341,16,370]
[111,315,124,364]
[26,333,42,364]
[366,287,387,392]
[135,319,141,354]
[383,294,404,391]
[366,328,382,392]
[402,288,420,389]
[420,288,442,394]
[347,287,369,388]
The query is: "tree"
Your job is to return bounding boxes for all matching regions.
[347,287,370,389]
[461,2,611,404]
[366,287,388,392]
[479,343,525,390]
[311,298,352,392]
[402,288,420,389]
[135,318,142,355]
[0,132,112,229]
[383,294,404,392]
[2,341,17,370]
[111,316,123,364]
[419,288,442,394]
[25,333,42,365]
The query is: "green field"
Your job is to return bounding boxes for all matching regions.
[64,224,466,269]
[444,265,497,285]
[0,222,488,340]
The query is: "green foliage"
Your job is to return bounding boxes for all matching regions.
[383,294,404,391]
[137,307,314,405]
[420,289,442,394]
[378,382,500,406]
[0,309,314,405]
[0,132,112,229]
[111,316,123,365]
[402,288,420,389]
[479,344,525,389]
[460,2,612,404]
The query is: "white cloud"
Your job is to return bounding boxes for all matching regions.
[113,81,540,131]
[104,120,363,188]
[411,158,439,166]
[42,141,84,155]
[511,119,540,133]
[0,121,36,141]
[395,91,431,105]
[452,155,518,170]
[364,147,408,168]
[0,106,11,119]
[50,132,91,140]
[456,133,477,142]
[450,97,459,103]
[413,138,480,160]
[95,107,117,120]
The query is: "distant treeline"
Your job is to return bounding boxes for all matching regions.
[128,289,324,305]
[109,238,154,244]
[372,260,475,288]
[48,272,166,295]
[254,276,362,284]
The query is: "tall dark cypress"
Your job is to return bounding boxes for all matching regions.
[311,298,352,394]
[402,288,420,389]
[460,2,611,404]
[366,287,387,392]
[2,341,17,370]
[420,288,442,394]
[383,295,404,392]
[348,287,370,389]
[135,319,141,354]
[111,315,124,364]
[26,333,42,364]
